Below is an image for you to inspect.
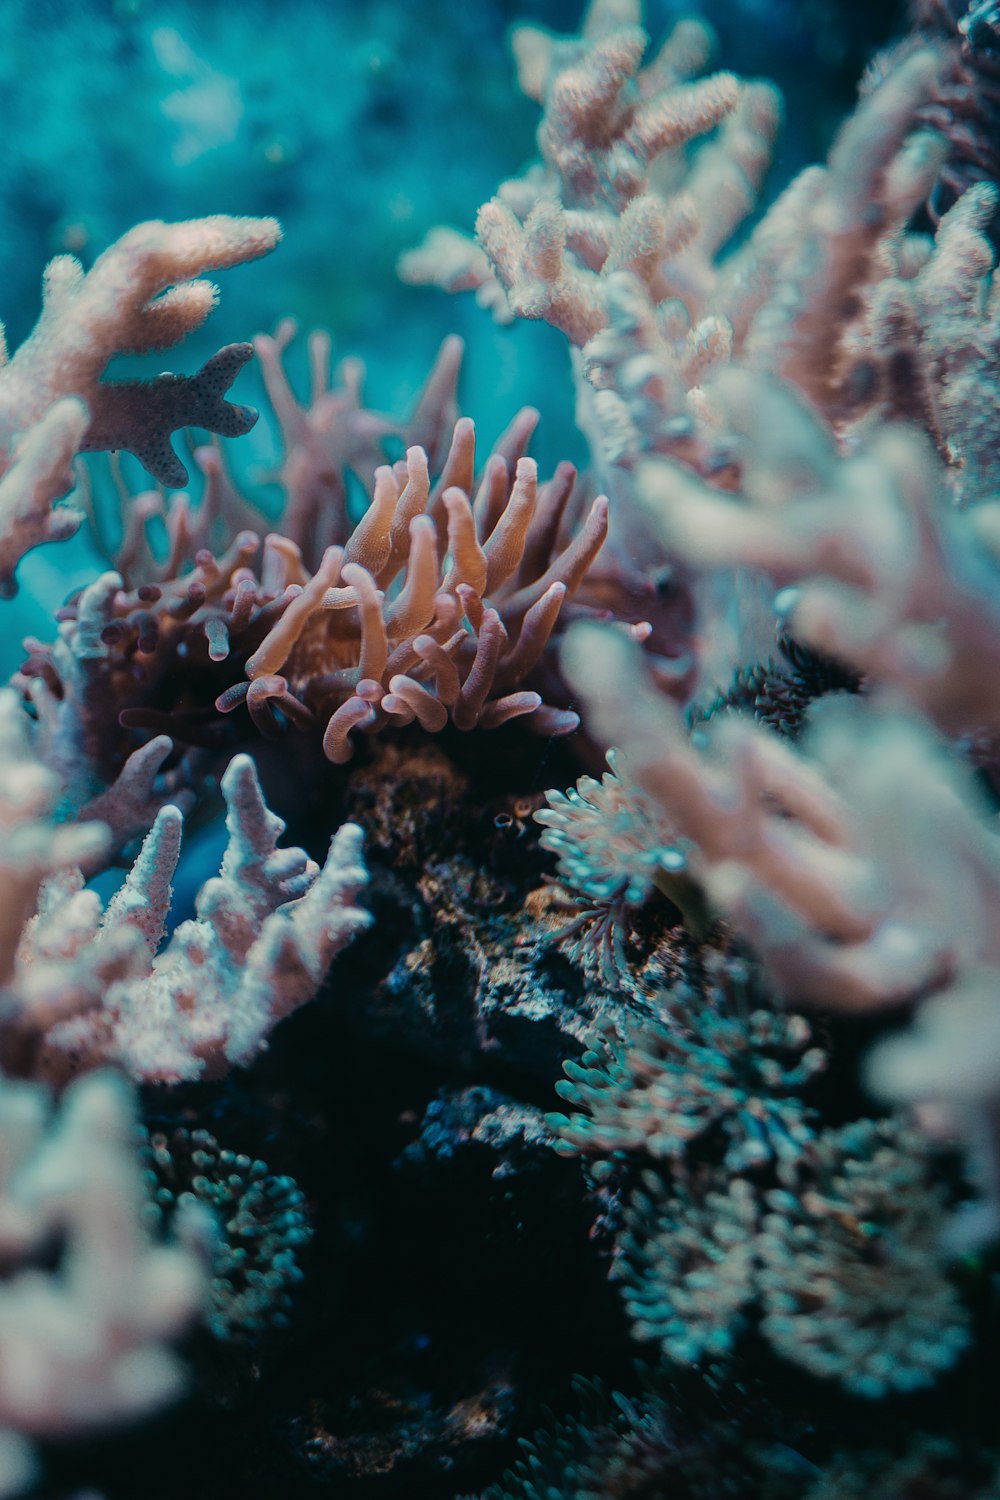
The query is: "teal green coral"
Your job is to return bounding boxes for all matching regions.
[759,1119,970,1397]
[144,1126,312,1342]
[613,1167,758,1363]
[549,972,826,1175]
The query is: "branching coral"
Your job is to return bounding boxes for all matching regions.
[408,0,962,486]
[0,400,88,600]
[631,368,1000,740]
[0,216,280,479]
[0,1072,208,1498]
[1,0,999,1491]
[876,0,1000,227]
[559,620,1000,1243]
[0,216,278,597]
[4,753,369,1084]
[562,624,1000,1008]
[406,0,779,484]
[405,0,981,712]
[250,320,468,564]
[0,688,110,988]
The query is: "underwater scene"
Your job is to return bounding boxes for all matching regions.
[2,0,1000,1495]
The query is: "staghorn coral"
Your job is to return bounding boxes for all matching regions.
[407,0,982,704]
[875,0,1000,228]
[0,1071,208,1499]
[406,0,780,486]
[858,179,1000,504]
[0,399,88,601]
[632,365,1000,740]
[0,688,110,987]
[4,753,370,1084]
[409,0,964,479]
[561,621,1000,1228]
[561,623,1000,1009]
[248,319,468,566]
[0,216,280,482]
[0,217,278,598]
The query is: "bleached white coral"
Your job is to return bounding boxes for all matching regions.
[0,217,280,596]
[9,753,370,1085]
[0,1071,208,1497]
[561,621,1000,1239]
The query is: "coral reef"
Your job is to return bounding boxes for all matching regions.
[0,0,999,1496]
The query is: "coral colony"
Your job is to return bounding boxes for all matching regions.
[5,0,1000,1495]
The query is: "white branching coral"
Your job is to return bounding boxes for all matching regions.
[402,0,779,514]
[0,400,88,600]
[0,216,279,596]
[0,690,109,990]
[430,4,747,348]
[406,0,959,482]
[6,753,370,1085]
[561,621,1000,1239]
[0,1071,209,1499]
[631,367,1000,741]
[857,178,1000,505]
[0,681,191,888]
[0,216,281,480]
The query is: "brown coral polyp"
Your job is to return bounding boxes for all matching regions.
[212,437,611,762]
